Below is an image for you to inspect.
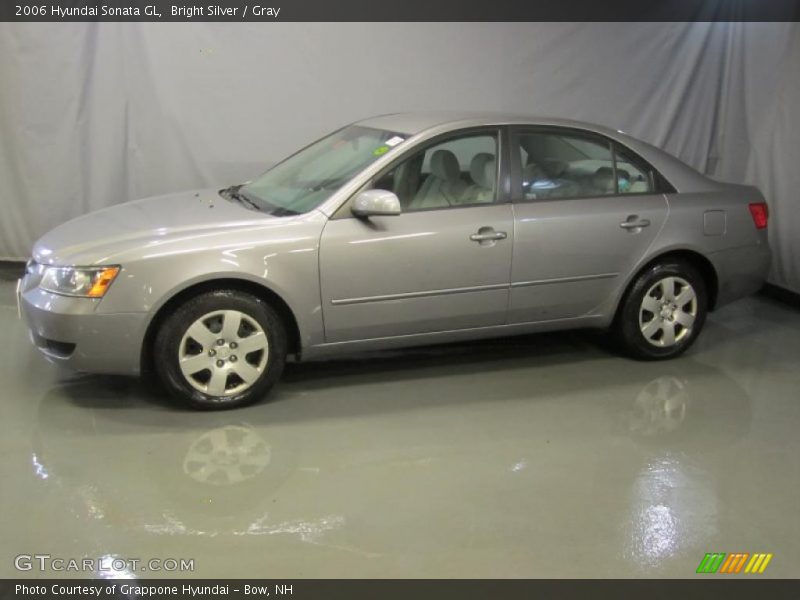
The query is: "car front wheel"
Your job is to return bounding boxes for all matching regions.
[615,260,708,360]
[154,290,287,410]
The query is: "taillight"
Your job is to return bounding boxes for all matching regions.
[748,202,769,229]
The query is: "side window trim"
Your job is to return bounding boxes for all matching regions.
[610,140,620,195]
[509,125,674,202]
[510,125,614,202]
[395,128,504,213]
[332,126,508,219]
[612,141,676,194]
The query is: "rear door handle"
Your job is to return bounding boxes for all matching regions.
[470,227,507,245]
[470,231,507,242]
[620,216,651,230]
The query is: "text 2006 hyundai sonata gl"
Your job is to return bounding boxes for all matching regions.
[19,112,771,409]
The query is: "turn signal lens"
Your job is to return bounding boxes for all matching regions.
[87,267,121,297]
[748,202,769,230]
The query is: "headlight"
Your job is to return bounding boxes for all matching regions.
[39,266,121,298]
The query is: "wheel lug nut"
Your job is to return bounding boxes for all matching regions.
[230,355,238,362]
[216,339,225,346]
[216,359,224,367]
[230,342,238,349]
[208,349,216,357]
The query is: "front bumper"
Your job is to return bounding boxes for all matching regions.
[19,276,147,375]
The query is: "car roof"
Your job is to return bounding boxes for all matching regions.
[356,111,622,137]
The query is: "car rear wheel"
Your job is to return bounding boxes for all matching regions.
[154,290,287,410]
[615,260,707,360]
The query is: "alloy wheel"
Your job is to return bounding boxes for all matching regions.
[178,310,269,397]
[638,276,697,348]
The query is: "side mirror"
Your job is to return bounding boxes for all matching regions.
[352,189,401,218]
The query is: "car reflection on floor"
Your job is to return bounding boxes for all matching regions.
[24,330,753,578]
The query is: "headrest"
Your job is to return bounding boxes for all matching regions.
[523,162,547,181]
[593,166,615,192]
[542,159,568,178]
[469,153,495,189]
[430,150,460,183]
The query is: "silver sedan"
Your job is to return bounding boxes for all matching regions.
[19,112,771,409]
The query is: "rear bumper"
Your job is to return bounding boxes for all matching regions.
[19,280,146,375]
[709,242,771,308]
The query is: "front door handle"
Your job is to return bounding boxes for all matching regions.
[620,216,651,230]
[470,227,507,244]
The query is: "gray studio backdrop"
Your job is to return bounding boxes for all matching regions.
[1,22,798,292]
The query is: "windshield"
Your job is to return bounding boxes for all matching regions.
[238,125,408,215]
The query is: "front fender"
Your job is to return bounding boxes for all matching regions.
[96,211,328,358]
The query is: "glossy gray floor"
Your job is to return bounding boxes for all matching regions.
[0,279,798,579]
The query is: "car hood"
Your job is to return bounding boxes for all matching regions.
[32,188,285,266]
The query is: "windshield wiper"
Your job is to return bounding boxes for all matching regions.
[220,185,262,212]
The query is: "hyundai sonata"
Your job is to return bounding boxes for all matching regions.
[19,112,771,409]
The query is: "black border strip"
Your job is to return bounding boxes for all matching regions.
[3,0,800,22]
[2,579,800,600]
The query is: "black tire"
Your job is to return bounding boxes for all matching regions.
[614,260,708,360]
[154,290,287,410]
